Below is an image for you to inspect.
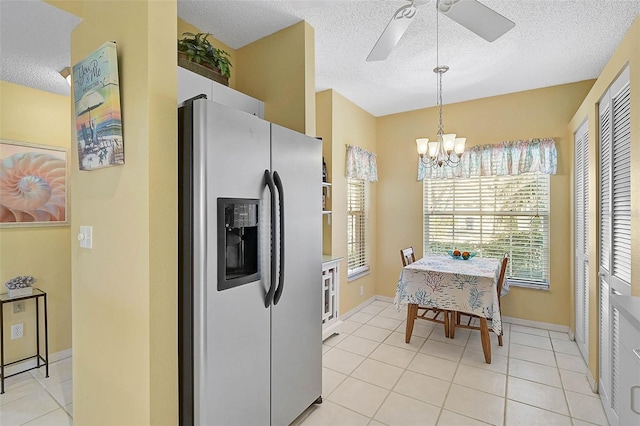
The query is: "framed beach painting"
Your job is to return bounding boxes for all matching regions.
[73,41,124,171]
[0,140,69,227]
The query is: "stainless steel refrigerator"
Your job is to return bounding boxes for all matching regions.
[178,97,322,425]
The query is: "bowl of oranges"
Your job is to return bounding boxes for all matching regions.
[448,250,475,260]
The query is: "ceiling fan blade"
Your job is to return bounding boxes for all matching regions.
[366,2,419,62]
[438,0,515,42]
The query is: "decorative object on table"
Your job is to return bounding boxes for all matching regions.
[73,41,124,171]
[178,32,232,86]
[448,250,475,260]
[4,275,36,297]
[0,140,68,227]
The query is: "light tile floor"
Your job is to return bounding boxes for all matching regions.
[0,301,609,426]
[294,300,609,426]
[0,357,72,426]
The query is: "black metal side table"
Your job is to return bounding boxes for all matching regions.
[0,288,49,394]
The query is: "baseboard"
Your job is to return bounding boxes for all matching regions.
[501,315,571,334]
[587,367,598,393]
[375,295,395,303]
[322,320,343,341]
[3,348,72,377]
[340,296,378,320]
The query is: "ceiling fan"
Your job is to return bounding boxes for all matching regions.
[367,0,515,62]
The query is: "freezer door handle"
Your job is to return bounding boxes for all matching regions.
[273,171,285,305]
[264,170,277,308]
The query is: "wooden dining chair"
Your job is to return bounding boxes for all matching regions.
[401,247,451,342]
[449,253,509,363]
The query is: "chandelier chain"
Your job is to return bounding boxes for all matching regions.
[438,70,443,135]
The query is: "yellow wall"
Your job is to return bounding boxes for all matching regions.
[236,21,316,135]
[70,1,177,424]
[44,0,82,17]
[0,81,72,362]
[177,17,238,89]
[316,90,378,314]
[569,15,640,381]
[377,80,595,326]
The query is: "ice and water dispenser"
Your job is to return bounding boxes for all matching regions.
[217,198,260,291]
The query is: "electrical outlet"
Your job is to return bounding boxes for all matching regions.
[360,286,364,296]
[11,323,24,340]
[13,301,25,314]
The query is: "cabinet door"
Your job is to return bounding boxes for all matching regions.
[178,66,212,105]
[212,81,264,118]
[574,119,589,363]
[619,345,640,425]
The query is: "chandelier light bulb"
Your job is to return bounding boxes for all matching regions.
[442,133,456,154]
[428,141,439,158]
[416,138,429,155]
[454,138,466,156]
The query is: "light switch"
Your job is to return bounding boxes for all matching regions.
[78,226,93,249]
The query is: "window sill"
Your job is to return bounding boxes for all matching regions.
[348,268,370,282]
[508,279,549,291]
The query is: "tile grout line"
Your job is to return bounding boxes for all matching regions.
[503,324,511,426]
[319,308,593,426]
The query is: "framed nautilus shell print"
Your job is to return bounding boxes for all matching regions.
[0,140,68,227]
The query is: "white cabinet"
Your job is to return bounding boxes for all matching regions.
[608,294,640,426]
[178,67,264,118]
[322,256,342,340]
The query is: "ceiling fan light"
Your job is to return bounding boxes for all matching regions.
[416,138,429,155]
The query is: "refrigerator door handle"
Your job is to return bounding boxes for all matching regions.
[273,171,285,305]
[264,170,277,308]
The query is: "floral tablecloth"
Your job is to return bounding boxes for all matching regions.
[394,254,504,334]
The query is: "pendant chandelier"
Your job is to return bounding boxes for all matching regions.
[416,6,466,168]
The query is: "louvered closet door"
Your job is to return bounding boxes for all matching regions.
[598,66,630,425]
[574,120,589,363]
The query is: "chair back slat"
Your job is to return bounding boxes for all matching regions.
[496,253,509,297]
[400,247,416,267]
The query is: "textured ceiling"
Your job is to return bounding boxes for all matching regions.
[0,0,81,96]
[179,0,640,116]
[2,1,639,118]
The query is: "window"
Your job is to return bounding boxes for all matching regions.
[423,173,550,288]
[347,178,370,278]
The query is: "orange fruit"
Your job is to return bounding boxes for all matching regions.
[453,250,461,257]
[462,251,470,259]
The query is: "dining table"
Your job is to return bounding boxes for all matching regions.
[394,253,505,363]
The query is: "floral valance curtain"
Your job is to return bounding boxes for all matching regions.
[346,145,378,182]
[418,138,557,180]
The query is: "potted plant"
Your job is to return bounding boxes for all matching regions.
[178,32,232,86]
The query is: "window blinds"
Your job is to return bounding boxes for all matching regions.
[423,173,550,287]
[347,178,370,277]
